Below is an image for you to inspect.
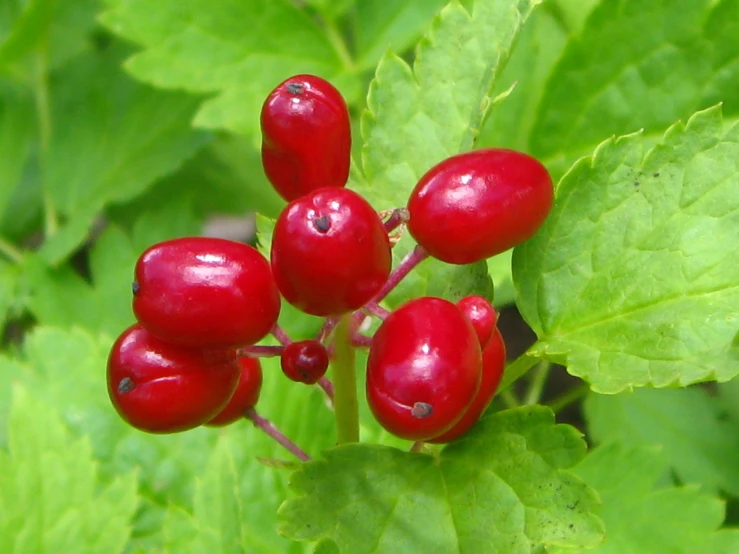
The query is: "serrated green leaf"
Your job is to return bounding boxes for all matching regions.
[514,106,739,392]
[551,443,739,554]
[0,386,138,554]
[584,387,739,497]
[530,0,739,176]
[99,0,350,136]
[279,406,603,553]
[37,44,208,263]
[353,0,447,70]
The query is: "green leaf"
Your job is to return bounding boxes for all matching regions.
[551,443,739,554]
[0,0,55,68]
[0,260,18,331]
[353,0,447,70]
[530,0,739,176]
[99,0,349,136]
[0,82,34,223]
[38,44,208,264]
[0,386,138,554]
[279,406,604,552]
[584,387,739,497]
[514,106,739,392]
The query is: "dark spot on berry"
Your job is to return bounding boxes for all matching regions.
[411,402,433,419]
[286,83,305,95]
[653,172,660,178]
[132,281,140,295]
[118,377,135,394]
[312,215,331,233]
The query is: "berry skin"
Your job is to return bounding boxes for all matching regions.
[428,328,506,443]
[206,357,263,427]
[407,148,554,264]
[133,237,281,349]
[281,340,329,384]
[366,297,482,441]
[261,74,351,202]
[456,295,497,348]
[107,324,240,434]
[270,187,391,316]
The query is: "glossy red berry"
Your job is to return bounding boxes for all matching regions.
[366,297,482,441]
[407,148,554,264]
[261,74,351,202]
[280,340,329,384]
[271,187,391,316]
[107,324,240,434]
[133,237,281,349]
[206,357,263,427]
[456,295,497,348]
[428,328,506,443]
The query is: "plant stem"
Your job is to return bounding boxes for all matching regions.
[33,49,58,239]
[246,408,311,462]
[498,388,520,409]
[498,350,541,391]
[331,315,359,444]
[324,20,354,72]
[0,237,23,263]
[237,345,284,358]
[524,361,551,405]
[363,301,390,320]
[382,207,409,234]
[547,383,589,413]
[317,377,334,401]
[409,441,424,453]
[270,324,292,345]
[373,244,429,304]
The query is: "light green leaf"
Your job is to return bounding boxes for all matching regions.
[353,0,447,70]
[38,45,208,264]
[514,106,739,392]
[530,0,739,176]
[0,0,54,68]
[279,406,604,553]
[301,0,355,22]
[0,386,138,554]
[551,443,739,554]
[99,0,349,136]
[0,82,33,222]
[584,387,739,497]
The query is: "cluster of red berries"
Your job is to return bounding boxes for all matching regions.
[107,74,553,445]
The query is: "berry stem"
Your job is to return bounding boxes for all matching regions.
[546,382,589,413]
[382,207,410,234]
[317,376,335,401]
[351,333,373,348]
[409,441,425,453]
[331,315,359,444]
[316,316,339,344]
[246,408,311,462]
[373,244,429,305]
[237,345,284,358]
[271,324,292,346]
[363,301,390,320]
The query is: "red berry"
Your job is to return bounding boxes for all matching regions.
[270,187,391,316]
[366,297,482,441]
[456,295,497,348]
[428,328,506,443]
[133,237,281,349]
[407,148,554,264]
[261,74,351,202]
[281,340,329,384]
[107,324,240,434]
[206,357,263,427]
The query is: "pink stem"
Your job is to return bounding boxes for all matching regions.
[317,377,334,401]
[237,345,284,358]
[316,316,339,344]
[246,408,310,462]
[383,207,410,234]
[271,324,292,346]
[351,334,373,348]
[374,244,429,304]
[410,441,425,453]
[363,301,390,320]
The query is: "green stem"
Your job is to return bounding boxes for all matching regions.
[498,388,520,409]
[0,237,23,264]
[547,383,589,414]
[498,350,541,392]
[524,361,551,405]
[331,315,359,444]
[324,20,354,72]
[32,49,57,238]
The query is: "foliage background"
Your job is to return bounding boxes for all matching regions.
[1,0,738,552]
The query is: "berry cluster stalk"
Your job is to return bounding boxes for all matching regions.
[331,315,359,444]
